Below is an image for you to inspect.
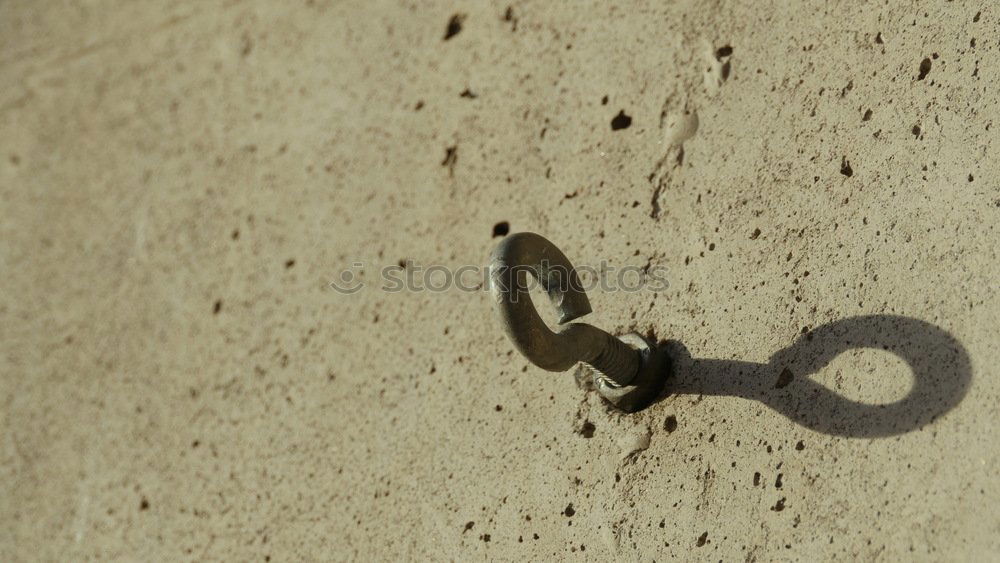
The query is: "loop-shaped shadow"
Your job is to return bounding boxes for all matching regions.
[664,315,972,437]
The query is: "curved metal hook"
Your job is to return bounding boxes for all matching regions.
[487,232,638,383]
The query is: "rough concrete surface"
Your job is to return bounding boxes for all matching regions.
[2,1,999,560]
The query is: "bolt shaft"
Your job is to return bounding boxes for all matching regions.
[586,334,641,388]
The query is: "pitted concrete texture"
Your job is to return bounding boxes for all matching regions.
[2,1,999,560]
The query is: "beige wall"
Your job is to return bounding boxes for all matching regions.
[2,1,998,560]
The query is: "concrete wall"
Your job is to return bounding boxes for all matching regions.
[2,1,998,559]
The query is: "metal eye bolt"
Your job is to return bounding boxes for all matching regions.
[488,232,668,412]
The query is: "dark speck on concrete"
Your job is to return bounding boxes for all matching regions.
[611,110,632,130]
[664,415,678,432]
[918,57,932,80]
[775,367,794,389]
[492,221,510,237]
[444,14,465,40]
[840,157,854,177]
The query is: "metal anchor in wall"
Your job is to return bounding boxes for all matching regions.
[488,232,669,412]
